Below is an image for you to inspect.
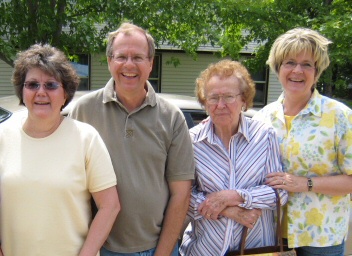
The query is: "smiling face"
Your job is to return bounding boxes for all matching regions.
[107,31,153,96]
[23,68,66,121]
[205,75,244,133]
[279,51,317,99]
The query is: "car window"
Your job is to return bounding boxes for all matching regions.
[182,110,208,128]
[0,107,12,123]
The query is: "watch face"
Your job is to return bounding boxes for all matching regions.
[307,178,313,191]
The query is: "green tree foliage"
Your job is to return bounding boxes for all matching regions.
[0,0,351,96]
[0,0,217,65]
[217,0,352,96]
[0,0,108,66]
[104,0,221,58]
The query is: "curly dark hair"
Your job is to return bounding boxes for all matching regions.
[12,44,80,109]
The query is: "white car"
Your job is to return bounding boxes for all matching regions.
[0,91,91,124]
[0,91,209,127]
[0,91,258,127]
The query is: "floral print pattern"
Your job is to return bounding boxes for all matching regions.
[253,89,352,248]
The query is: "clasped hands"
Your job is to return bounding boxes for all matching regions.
[198,190,262,228]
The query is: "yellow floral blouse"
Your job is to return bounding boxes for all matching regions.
[253,89,352,248]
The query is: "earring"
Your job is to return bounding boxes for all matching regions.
[241,105,246,111]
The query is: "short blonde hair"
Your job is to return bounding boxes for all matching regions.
[106,22,155,59]
[195,59,256,111]
[267,28,332,81]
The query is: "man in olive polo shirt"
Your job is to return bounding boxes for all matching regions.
[70,22,194,256]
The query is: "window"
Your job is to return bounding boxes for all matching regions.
[181,110,208,128]
[149,54,161,92]
[251,68,267,107]
[70,54,89,90]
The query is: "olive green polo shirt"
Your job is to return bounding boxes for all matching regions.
[70,78,195,252]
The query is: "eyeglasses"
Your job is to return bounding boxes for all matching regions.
[24,81,62,91]
[206,93,242,105]
[282,60,315,71]
[111,54,150,64]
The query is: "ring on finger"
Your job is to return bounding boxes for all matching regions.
[282,180,285,185]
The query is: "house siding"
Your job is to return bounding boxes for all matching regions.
[0,52,282,106]
[161,52,225,96]
[267,70,282,103]
[90,53,111,90]
[89,52,226,96]
[0,60,15,96]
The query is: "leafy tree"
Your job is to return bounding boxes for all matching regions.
[0,0,219,66]
[319,0,352,96]
[0,0,351,98]
[104,0,221,58]
[0,0,108,66]
[217,0,352,97]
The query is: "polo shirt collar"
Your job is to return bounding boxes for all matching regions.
[102,78,116,103]
[102,78,156,108]
[144,82,157,107]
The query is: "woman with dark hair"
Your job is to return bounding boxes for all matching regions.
[0,44,120,256]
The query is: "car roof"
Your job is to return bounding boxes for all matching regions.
[0,91,91,114]
[0,90,257,123]
[0,95,25,113]
[0,91,206,121]
[157,93,204,111]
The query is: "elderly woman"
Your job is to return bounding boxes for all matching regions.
[0,44,120,256]
[253,28,352,256]
[180,60,288,256]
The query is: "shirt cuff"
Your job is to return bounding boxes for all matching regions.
[193,192,206,220]
[236,189,253,209]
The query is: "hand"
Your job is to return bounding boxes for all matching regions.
[266,172,307,192]
[198,190,243,220]
[221,207,262,228]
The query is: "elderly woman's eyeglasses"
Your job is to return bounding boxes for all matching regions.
[24,81,62,91]
[282,60,315,71]
[111,54,149,64]
[206,93,242,105]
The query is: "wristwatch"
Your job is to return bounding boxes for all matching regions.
[307,177,313,191]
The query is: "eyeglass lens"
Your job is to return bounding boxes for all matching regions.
[24,82,61,91]
[282,61,314,70]
[111,55,148,63]
[207,94,241,104]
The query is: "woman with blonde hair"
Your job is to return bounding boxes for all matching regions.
[254,28,352,256]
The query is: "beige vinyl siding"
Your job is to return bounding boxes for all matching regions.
[90,53,110,90]
[161,52,224,96]
[89,52,225,95]
[267,70,282,104]
[0,60,14,97]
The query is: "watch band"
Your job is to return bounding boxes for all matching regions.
[307,177,313,191]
